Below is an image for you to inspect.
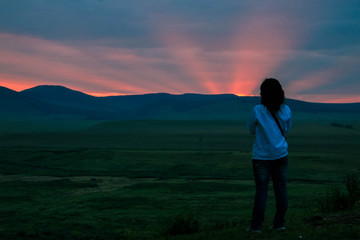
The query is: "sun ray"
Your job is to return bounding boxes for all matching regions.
[230,5,301,96]
[150,14,220,94]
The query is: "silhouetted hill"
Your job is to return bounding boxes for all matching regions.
[19,85,122,119]
[0,86,46,119]
[286,98,360,113]
[20,85,96,106]
[0,85,359,120]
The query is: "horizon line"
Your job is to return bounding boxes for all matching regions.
[1,84,359,104]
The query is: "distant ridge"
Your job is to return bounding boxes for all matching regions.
[21,85,94,104]
[0,85,359,120]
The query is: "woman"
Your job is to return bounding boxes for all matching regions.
[247,78,292,232]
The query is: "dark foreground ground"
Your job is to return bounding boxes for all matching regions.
[0,119,359,239]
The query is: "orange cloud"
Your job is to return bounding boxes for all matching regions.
[0,33,170,94]
[318,94,360,104]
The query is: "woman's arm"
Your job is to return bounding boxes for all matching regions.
[247,108,257,135]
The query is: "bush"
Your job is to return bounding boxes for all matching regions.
[331,122,344,128]
[345,125,354,129]
[345,173,360,206]
[318,173,360,212]
[318,186,349,211]
[164,212,200,236]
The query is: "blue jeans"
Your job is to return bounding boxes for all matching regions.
[251,156,288,230]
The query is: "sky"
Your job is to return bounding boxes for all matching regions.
[0,0,359,103]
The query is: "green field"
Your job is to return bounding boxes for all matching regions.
[0,119,359,239]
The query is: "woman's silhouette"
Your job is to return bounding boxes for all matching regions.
[247,78,292,232]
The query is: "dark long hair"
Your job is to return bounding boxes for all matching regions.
[260,78,285,113]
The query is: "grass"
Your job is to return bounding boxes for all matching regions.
[0,119,359,239]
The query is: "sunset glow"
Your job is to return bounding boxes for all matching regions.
[230,5,301,97]
[0,1,359,103]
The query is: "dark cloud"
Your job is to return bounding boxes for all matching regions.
[0,0,148,41]
[2,1,359,50]
[0,1,252,46]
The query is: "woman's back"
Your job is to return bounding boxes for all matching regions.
[247,104,292,160]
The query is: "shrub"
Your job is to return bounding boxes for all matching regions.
[331,122,344,128]
[164,212,200,236]
[318,173,360,212]
[318,186,349,211]
[344,124,354,129]
[345,173,360,206]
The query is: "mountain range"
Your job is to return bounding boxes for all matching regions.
[1,85,359,120]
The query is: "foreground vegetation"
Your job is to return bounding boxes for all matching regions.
[0,120,359,239]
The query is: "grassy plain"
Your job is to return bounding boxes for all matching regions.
[0,118,359,239]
